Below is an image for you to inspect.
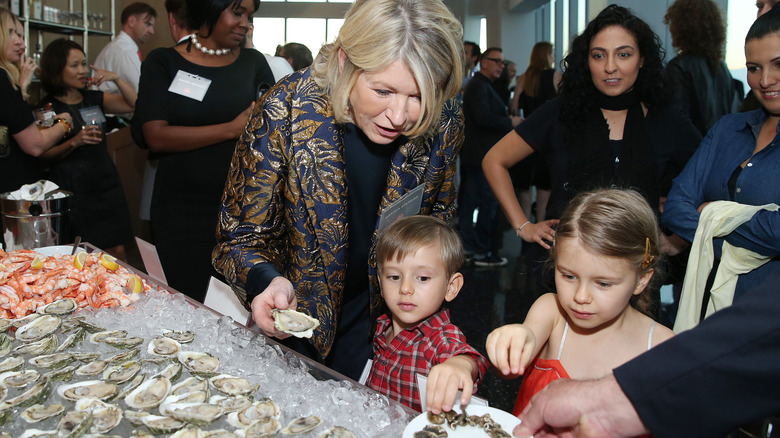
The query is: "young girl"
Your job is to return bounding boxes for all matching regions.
[486,188,674,416]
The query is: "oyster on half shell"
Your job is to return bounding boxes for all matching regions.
[209,374,254,396]
[281,415,322,434]
[124,376,171,410]
[57,380,118,402]
[163,330,195,344]
[37,298,78,316]
[21,403,65,423]
[0,378,51,410]
[178,352,219,378]
[171,376,209,396]
[272,309,320,338]
[320,426,356,438]
[57,410,93,437]
[0,355,24,373]
[103,360,142,384]
[74,398,123,434]
[16,315,61,343]
[209,394,252,413]
[226,398,280,429]
[166,402,224,426]
[148,336,181,356]
[28,352,75,369]
[235,417,281,438]
[13,334,57,356]
[141,414,187,435]
[0,369,40,388]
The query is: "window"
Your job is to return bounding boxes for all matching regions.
[726,1,757,93]
[253,17,343,57]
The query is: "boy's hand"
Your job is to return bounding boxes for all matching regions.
[486,324,536,377]
[426,355,478,414]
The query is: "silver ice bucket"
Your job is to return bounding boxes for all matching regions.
[0,190,72,251]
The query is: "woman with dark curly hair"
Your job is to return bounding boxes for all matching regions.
[482,5,701,293]
[664,0,742,136]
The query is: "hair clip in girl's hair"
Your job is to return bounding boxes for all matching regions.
[642,237,654,270]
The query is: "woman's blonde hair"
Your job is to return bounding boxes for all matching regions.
[311,0,463,138]
[551,189,663,316]
[0,8,21,88]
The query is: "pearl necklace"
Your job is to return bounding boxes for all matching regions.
[191,34,231,56]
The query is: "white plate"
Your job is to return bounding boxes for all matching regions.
[403,405,520,437]
[35,245,86,256]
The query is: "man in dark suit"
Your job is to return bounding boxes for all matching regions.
[458,47,522,267]
[514,267,780,438]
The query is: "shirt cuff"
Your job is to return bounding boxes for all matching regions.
[246,263,282,304]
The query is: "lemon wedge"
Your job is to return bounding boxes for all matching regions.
[73,252,87,270]
[127,275,144,294]
[99,253,119,271]
[30,256,43,270]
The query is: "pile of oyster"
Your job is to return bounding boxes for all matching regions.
[0,299,355,437]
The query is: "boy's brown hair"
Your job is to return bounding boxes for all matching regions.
[376,215,464,278]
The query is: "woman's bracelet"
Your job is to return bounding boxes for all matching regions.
[515,220,531,237]
[53,118,72,135]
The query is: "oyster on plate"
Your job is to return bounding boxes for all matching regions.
[37,298,78,316]
[281,415,322,434]
[209,374,254,396]
[0,378,51,410]
[166,402,224,426]
[75,360,110,376]
[178,351,220,378]
[28,352,75,369]
[89,330,128,344]
[0,355,23,373]
[209,394,253,413]
[57,380,118,402]
[171,376,209,396]
[235,417,281,438]
[103,360,142,384]
[320,426,356,438]
[104,336,144,349]
[57,410,93,437]
[0,369,40,388]
[141,414,187,435]
[163,329,195,344]
[12,334,57,356]
[74,398,123,434]
[148,336,181,356]
[227,398,280,428]
[21,403,66,423]
[16,314,61,343]
[124,376,171,409]
[272,309,320,338]
[56,328,86,352]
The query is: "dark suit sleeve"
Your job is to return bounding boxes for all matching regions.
[614,268,780,438]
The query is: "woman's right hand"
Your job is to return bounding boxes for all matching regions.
[19,56,37,92]
[486,324,537,378]
[517,219,559,249]
[229,103,255,138]
[249,276,297,339]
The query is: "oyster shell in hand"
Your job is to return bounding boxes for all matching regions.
[272,309,320,338]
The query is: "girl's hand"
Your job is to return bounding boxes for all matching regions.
[517,219,559,250]
[88,65,120,87]
[486,324,537,377]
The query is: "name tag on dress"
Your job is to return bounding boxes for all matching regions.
[377,184,425,233]
[168,70,211,102]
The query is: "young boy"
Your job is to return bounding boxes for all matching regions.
[366,215,489,413]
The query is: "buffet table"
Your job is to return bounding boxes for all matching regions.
[0,243,416,437]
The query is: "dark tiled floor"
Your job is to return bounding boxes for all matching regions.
[447,227,542,412]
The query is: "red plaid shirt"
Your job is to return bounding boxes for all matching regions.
[365,309,489,412]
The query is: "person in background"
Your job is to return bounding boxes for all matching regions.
[165,0,191,43]
[482,5,701,301]
[662,7,780,332]
[11,16,34,102]
[513,266,780,438]
[460,40,480,97]
[757,0,780,17]
[492,59,516,106]
[487,189,673,420]
[280,42,313,72]
[134,0,274,302]
[663,0,742,137]
[212,0,464,399]
[366,215,489,413]
[242,22,294,83]
[510,41,560,230]
[459,47,522,268]
[0,8,72,196]
[37,38,136,259]
[93,2,156,122]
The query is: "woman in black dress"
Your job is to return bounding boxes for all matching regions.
[134,0,274,301]
[0,8,72,196]
[37,38,135,258]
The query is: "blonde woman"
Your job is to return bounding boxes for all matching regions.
[0,8,72,195]
[213,0,464,402]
